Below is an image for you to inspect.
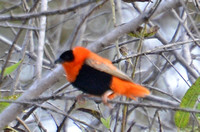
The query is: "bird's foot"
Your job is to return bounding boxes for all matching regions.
[102,90,114,108]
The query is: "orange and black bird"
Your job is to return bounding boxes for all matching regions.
[55,46,150,104]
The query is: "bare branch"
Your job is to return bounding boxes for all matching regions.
[0,0,183,130]
[0,0,97,22]
[36,0,48,79]
[88,0,181,52]
[0,66,63,130]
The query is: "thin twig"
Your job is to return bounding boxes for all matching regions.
[0,26,24,84]
[69,0,108,48]
[112,38,200,64]
[146,85,181,103]
[0,34,51,66]
[10,21,33,95]
[33,112,47,132]
[149,109,159,131]
[161,53,191,87]
[0,23,40,30]
[36,0,48,79]
[0,2,22,14]
[0,0,40,84]
[0,97,199,114]
[0,0,98,22]
[156,33,199,79]
[15,116,31,132]
[157,111,163,132]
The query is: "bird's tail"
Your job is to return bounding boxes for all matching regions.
[110,77,150,100]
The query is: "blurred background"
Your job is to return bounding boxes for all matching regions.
[0,0,199,131]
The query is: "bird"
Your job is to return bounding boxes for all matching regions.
[55,46,150,105]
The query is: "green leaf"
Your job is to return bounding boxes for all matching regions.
[143,25,159,37]
[0,60,22,77]
[128,26,143,38]
[174,77,200,128]
[0,94,20,113]
[100,116,111,129]
[0,102,9,113]
[128,25,159,38]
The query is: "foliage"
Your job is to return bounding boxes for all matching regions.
[128,25,159,38]
[0,60,22,77]
[0,60,21,113]
[175,77,200,128]
[100,116,111,129]
[0,0,199,131]
[0,94,20,113]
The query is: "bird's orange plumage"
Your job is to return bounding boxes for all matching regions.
[61,47,90,82]
[110,77,150,100]
[57,46,150,103]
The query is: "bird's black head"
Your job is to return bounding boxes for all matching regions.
[55,50,74,64]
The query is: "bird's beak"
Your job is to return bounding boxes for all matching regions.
[54,58,63,64]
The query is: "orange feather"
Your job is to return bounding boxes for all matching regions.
[56,46,150,103]
[110,77,150,100]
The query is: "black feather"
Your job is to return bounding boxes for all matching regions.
[72,64,112,95]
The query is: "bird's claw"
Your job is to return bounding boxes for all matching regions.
[102,90,114,109]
